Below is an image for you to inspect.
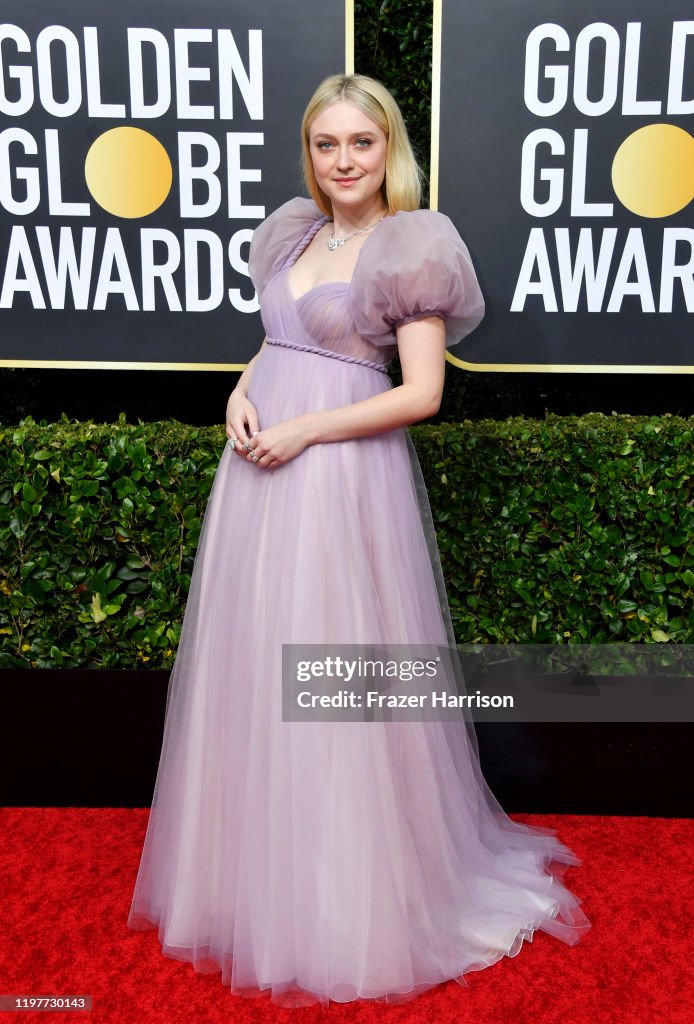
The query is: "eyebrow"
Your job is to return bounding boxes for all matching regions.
[312,130,378,140]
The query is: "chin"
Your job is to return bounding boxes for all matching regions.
[330,187,377,202]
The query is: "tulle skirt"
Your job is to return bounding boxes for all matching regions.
[127,342,591,1007]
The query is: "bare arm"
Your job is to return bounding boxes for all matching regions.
[238,318,447,469]
[301,316,446,445]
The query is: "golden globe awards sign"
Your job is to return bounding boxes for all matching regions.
[437,1,694,371]
[0,1,346,370]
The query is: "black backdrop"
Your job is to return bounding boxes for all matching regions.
[1,0,693,423]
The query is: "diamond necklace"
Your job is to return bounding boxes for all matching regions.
[327,214,386,252]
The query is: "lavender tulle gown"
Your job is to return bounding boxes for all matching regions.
[127,197,591,1007]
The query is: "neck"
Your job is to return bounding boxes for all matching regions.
[330,196,389,235]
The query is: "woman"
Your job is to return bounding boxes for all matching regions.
[127,73,590,1007]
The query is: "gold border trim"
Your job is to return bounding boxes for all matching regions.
[430,0,442,213]
[443,356,694,373]
[2,358,691,374]
[345,0,354,74]
[433,0,694,374]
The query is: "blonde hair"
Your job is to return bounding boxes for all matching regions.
[300,74,424,216]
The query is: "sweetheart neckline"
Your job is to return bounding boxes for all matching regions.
[282,210,394,303]
[284,268,352,304]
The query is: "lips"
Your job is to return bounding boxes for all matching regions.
[335,178,360,183]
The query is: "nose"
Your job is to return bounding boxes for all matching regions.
[335,143,354,171]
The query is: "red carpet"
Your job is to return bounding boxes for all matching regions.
[1,809,692,1023]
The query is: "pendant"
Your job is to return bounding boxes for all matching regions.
[327,236,345,252]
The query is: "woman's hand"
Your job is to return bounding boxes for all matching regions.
[241,416,313,470]
[226,388,260,453]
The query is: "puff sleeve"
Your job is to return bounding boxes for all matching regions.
[247,196,325,301]
[349,209,485,348]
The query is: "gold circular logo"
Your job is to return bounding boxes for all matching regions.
[84,127,173,218]
[611,123,694,218]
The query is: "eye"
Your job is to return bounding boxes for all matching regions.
[355,139,372,147]
[316,141,333,150]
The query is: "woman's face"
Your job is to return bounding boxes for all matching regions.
[308,99,387,212]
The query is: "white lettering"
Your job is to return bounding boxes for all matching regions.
[555,227,617,311]
[570,129,613,216]
[0,128,40,214]
[607,229,655,312]
[36,26,81,117]
[84,27,126,117]
[573,23,620,117]
[128,29,171,119]
[174,28,213,120]
[45,130,90,216]
[622,23,662,114]
[524,23,570,116]
[35,226,96,309]
[218,30,263,119]
[659,229,694,312]
[178,132,221,217]
[667,21,694,114]
[184,230,224,310]
[511,227,557,311]
[0,25,32,115]
[520,129,565,217]
[227,230,259,313]
[93,228,140,310]
[140,229,183,311]
[226,133,264,219]
[0,226,46,308]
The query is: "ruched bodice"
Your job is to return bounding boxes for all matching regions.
[247,196,486,370]
[259,216,395,374]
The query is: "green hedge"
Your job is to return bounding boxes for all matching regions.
[417,414,693,645]
[1,413,691,668]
